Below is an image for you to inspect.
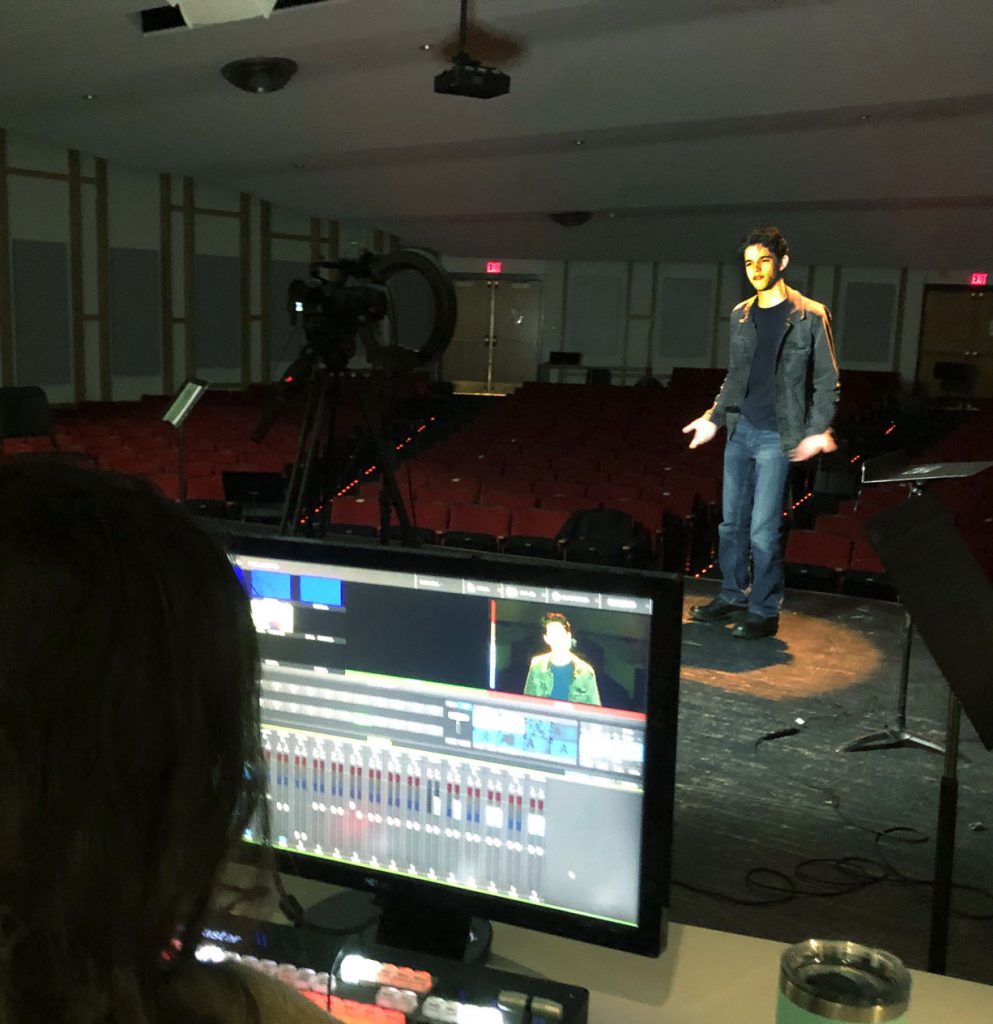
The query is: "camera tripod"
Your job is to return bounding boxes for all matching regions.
[279,363,416,544]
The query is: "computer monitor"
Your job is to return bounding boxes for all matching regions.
[226,532,682,959]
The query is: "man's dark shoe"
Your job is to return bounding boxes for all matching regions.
[731,613,779,639]
[688,597,747,623]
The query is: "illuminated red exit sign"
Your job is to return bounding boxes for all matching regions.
[485,260,503,275]
[970,272,988,286]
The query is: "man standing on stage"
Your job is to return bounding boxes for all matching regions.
[681,227,840,639]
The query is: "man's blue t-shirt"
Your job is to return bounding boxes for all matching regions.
[549,662,572,700]
[740,298,789,431]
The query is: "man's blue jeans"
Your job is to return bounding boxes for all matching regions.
[717,417,791,619]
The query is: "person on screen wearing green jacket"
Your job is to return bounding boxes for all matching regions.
[523,612,601,705]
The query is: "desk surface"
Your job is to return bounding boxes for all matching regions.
[491,919,993,1024]
[230,871,993,1024]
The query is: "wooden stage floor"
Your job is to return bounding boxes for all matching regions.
[669,579,993,986]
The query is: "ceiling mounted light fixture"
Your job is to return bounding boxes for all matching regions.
[550,211,594,227]
[221,57,298,93]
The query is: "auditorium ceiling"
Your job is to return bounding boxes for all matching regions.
[2,0,992,266]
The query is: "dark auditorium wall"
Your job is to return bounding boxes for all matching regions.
[0,127,399,404]
[2,124,980,404]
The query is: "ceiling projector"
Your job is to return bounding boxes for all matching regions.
[434,55,511,99]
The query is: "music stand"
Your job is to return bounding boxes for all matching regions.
[858,487,993,974]
[162,377,208,502]
[839,454,993,755]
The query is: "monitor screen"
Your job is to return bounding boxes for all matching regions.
[226,533,682,957]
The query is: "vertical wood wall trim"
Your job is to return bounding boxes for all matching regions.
[327,219,340,258]
[182,176,196,378]
[260,201,272,378]
[647,261,658,372]
[373,228,384,253]
[95,157,111,399]
[159,174,174,394]
[0,130,13,385]
[68,149,86,402]
[239,192,252,387]
[622,262,633,376]
[710,263,725,364]
[560,262,570,346]
[894,267,909,372]
[309,216,322,263]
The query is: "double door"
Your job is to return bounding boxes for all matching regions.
[442,278,541,393]
[917,287,993,399]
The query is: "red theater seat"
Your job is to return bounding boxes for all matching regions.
[443,504,511,552]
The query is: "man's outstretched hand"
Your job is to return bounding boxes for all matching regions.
[790,431,837,462]
[681,417,718,449]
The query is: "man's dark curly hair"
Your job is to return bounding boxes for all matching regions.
[541,612,572,633]
[738,225,789,260]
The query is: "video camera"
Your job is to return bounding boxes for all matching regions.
[286,254,390,374]
[252,248,456,443]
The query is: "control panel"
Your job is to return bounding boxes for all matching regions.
[195,917,588,1024]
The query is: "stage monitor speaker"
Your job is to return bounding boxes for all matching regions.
[866,493,993,750]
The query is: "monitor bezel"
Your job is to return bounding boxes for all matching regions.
[224,530,682,958]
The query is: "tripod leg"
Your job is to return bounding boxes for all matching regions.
[281,374,328,535]
[927,693,962,974]
[895,611,913,732]
[355,375,414,545]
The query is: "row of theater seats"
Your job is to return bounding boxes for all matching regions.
[783,406,993,586]
[331,493,705,567]
[380,461,720,511]
[370,381,732,570]
[3,384,383,502]
[329,496,570,558]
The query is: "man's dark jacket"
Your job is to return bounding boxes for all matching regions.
[705,286,840,452]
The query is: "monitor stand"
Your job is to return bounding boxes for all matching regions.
[306,889,493,964]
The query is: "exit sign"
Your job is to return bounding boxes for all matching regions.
[971,272,988,286]
[485,260,503,275]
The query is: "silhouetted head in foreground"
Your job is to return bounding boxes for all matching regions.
[0,458,263,1024]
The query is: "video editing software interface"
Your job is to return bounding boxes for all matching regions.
[232,545,664,935]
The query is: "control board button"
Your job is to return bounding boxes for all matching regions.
[311,970,332,994]
[496,991,527,1013]
[375,986,419,1014]
[275,963,300,985]
[330,994,406,1024]
[294,967,317,991]
[530,997,563,1021]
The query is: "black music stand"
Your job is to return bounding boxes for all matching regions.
[839,454,993,755]
[162,377,208,503]
[857,485,993,973]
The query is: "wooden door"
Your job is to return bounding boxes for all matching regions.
[442,280,493,388]
[492,281,541,389]
[442,279,541,393]
[917,287,993,399]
